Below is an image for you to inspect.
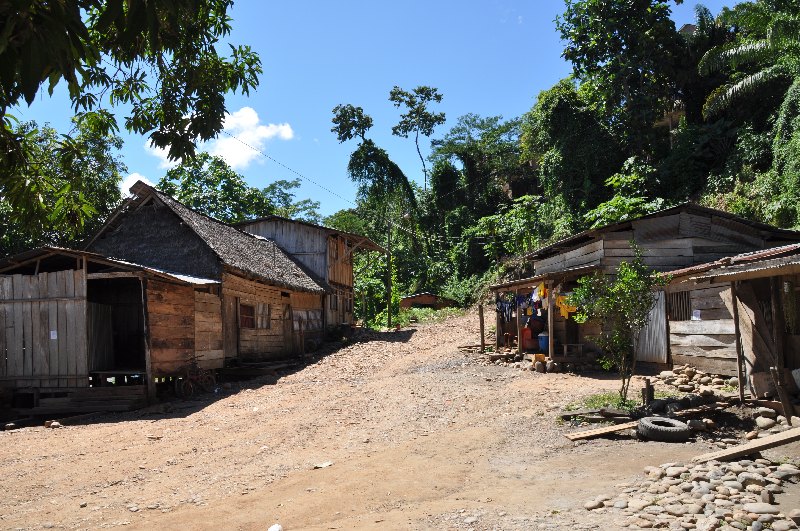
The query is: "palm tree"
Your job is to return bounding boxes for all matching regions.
[699,6,800,120]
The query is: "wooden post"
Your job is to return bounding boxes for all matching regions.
[730,281,746,403]
[642,378,654,406]
[495,292,502,349]
[478,303,485,354]
[386,219,392,329]
[547,281,555,360]
[140,278,156,403]
[770,277,795,421]
[515,289,522,355]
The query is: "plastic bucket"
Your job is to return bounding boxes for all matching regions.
[538,334,549,353]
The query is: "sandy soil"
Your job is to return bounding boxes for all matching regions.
[1,309,798,530]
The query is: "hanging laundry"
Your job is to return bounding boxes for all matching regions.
[537,283,547,299]
[495,300,514,323]
[555,295,577,318]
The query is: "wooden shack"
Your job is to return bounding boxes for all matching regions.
[0,181,331,414]
[235,215,383,330]
[666,244,800,408]
[0,247,220,412]
[489,205,800,367]
[399,292,457,310]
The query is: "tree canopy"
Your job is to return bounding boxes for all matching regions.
[1,0,261,228]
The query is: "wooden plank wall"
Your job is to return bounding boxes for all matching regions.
[194,291,224,369]
[534,240,603,275]
[222,272,290,361]
[667,281,737,375]
[238,219,328,280]
[146,279,195,375]
[0,270,88,388]
[328,236,353,287]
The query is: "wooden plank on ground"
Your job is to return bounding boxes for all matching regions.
[564,421,639,440]
[692,428,800,463]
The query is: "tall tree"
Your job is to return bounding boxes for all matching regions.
[557,0,684,155]
[1,0,261,225]
[388,85,446,190]
[331,104,417,212]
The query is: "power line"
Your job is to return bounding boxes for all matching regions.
[220,130,495,246]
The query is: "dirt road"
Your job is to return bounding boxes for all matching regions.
[1,310,797,530]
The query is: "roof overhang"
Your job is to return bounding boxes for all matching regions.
[689,255,800,283]
[0,247,219,286]
[489,264,600,292]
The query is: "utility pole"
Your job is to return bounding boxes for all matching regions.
[387,218,392,329]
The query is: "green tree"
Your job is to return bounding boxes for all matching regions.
[158,153,320,223]
[0,119,125,256]
[1,0,261,225]
[557,0,683,154]
[569,246,667,400]
[520,78,622,213]
[389,85,446,189]
[584,158,668,228]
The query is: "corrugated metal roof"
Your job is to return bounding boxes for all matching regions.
[667,242,800,281]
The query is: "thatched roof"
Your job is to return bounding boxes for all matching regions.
[91,181,328,294]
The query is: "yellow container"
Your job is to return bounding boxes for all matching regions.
[534,353,546,363]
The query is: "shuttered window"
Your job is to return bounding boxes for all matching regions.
[239,303,256,328]
[667,291,691,321]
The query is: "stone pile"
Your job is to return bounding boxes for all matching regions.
[480,350,603,373]
[656,366,739,396]
[584,458,800,530]
[745,407,800,440]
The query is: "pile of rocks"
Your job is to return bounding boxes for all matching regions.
[657,366,739,395]
[584,458,800,530]
[745,407,800,440]
[480,350,603,373]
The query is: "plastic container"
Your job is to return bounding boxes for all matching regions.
[520,328,535,350]
[538,333,549,353]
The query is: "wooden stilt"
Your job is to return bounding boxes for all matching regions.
[478,304,485,354]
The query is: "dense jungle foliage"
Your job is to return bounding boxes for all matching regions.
[3,0,800,329]
[322,0,800,326]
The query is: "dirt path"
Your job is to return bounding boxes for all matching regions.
[1,310,796,530]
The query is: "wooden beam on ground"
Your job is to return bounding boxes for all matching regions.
[692,427,800,463]
[564,421,639,441]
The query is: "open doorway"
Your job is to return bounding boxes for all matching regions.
[86,278,146,373]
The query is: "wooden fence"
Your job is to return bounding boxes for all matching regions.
[0,270,88,388]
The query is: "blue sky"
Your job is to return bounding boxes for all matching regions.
[15,0,735,218]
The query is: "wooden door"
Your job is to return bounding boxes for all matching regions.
[635,291,668,363]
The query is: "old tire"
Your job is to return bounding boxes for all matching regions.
[637,417,691,442]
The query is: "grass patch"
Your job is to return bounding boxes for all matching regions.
[565,391,638,412]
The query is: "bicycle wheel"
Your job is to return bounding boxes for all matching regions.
[198,371,216,393]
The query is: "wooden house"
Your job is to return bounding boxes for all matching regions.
[0,181,328,413]
[399,292,457,310]
[235,215,383,330]
[665,244,800,408]
[489,205,800,367]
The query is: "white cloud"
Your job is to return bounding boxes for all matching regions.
[120,172,154,196]
[145,142,179,170]
[142,106,294,171]
[208,107,294,170]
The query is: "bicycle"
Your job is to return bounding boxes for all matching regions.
[173,364,217,398]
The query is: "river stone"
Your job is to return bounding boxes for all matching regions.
[756,407,777,418]
[742,503,780,515]
[755,417,776,429]
[738,472,767,487]
[667,466,690,478]
[696,517,720,531]
[629,499,653,511]
[584,500,603,510]
[771,521,793,531]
